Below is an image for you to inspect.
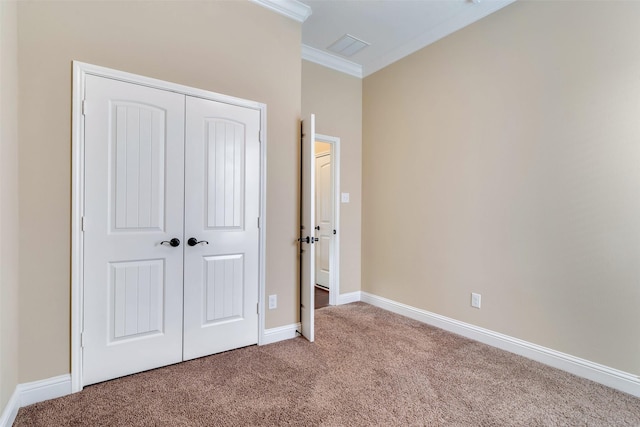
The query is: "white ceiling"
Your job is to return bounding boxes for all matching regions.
[299,0,516,78]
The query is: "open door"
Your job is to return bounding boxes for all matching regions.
[300,114,316,342]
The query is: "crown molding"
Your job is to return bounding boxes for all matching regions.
[250,0,312,23]
[363,0,517,76]
[302,44,363,79]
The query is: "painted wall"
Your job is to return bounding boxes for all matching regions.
[17,1,301,383]
[0,0,20,409]
[302,60,362,295]
[363,1,640,374]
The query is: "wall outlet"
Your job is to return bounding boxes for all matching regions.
[341,192,350,203]
[471,293,481,309]
[268,294,277,310]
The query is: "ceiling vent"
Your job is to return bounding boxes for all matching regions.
[327,34,370,57]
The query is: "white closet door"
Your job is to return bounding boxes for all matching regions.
[82,75,185,385]
[182,96,260,360]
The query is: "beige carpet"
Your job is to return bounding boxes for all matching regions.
[15,302,640,426]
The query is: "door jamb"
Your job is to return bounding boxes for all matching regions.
[314,133,340,306]
[71,61,267,392]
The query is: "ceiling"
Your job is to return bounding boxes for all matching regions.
[299,0,516,78]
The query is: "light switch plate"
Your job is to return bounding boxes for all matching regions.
[341,192,350,203]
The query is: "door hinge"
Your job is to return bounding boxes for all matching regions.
[81,216,86,232]
[257,303,260,314]
[82,100,87,116]
[259,130,263,143]
[80,332,85,348]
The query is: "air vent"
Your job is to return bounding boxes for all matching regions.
[327,34,370,57]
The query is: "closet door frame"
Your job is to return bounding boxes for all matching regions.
[71,61,267,393]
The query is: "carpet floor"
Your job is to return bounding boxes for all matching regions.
[14,302,640,426]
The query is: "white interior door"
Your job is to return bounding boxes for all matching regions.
[82,75,185,385]
[183,96,260,360]
[315,153,332,288]
[300,114,316,342]
[82,73,262,385]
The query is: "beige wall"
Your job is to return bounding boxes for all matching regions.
[363,1,640,374]
[0,0,20,408]
[302,60,362,295]
[17,1,301,383]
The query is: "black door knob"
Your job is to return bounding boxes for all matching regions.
[188,238,209,246]
[161,238,180,247]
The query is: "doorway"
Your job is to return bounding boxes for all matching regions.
[71,62,267,391]
[313,136,340,309]
[300,116,340,342]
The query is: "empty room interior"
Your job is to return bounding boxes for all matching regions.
[2,0,640,424]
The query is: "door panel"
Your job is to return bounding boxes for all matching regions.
[183,96,260,360]
[83,75,185,385]
[203,254,244,323]
[205,118,245,229]
[315,153,332,288]
[112,102,166,231]
[300,114,316,342]
[110,260,164,340]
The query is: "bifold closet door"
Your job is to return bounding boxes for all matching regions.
[82,75,186,386]
[182,96,260,360]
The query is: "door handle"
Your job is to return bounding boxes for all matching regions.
[187,238,209,246]
[315,225,320,230]
[298,236,310,244]
[160,238,181,247]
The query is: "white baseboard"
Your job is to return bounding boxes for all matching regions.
[261,322,301,345]
[0,374,72,427]
[337,291,361,305]
[0,388,19,427]
[19,374,72,407]
[361,291,640,398]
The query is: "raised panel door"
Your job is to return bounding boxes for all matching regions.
[83,75,185,385]
[182,96,260,360]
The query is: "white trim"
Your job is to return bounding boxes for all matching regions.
[262,323,301,345]
[0,375,73,427]
[361,292,640,398]
[19,374,72,407]
[257,100,268,348]
[337,291,361,305]
[250,0,312,23]
[362,0,516,77]
[71,61,85,394]
[0,388,19,427]
[314,134,340,307]
[302,45,363,79]
[73,62,265,110]
[72,61,267,391]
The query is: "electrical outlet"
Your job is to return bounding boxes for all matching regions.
[471,293,481,309]
[268,294,277,310]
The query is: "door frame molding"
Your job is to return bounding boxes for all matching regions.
[71,61,267,392]
[314,133,340,306]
